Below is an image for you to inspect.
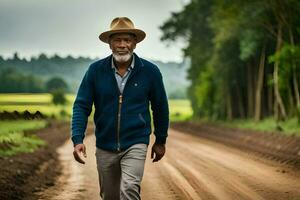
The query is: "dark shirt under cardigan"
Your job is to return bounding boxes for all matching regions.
[71,53,169,152]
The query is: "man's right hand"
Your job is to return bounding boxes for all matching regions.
[73,143,87,164]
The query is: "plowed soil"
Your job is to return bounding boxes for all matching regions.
[1,121,300,200]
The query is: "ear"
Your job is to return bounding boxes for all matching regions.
[131,35,137,49]
[132,42,137,50]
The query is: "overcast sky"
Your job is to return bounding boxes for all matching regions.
[0,0,188,62]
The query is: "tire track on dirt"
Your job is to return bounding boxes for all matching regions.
[39,127,300,200]
[164,134,264,200]
[166,129,300,199]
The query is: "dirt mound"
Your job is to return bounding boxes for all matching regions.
[172,122,300,168]
[0,110,47,120]
[0,121,70,200]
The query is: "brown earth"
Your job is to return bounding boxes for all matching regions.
[1,121,300,199]
[171,122,300,168]
[0,121,71,200]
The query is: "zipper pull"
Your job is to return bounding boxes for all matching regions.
[119,95,123,104]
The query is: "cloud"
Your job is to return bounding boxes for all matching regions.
[0,0,187,62]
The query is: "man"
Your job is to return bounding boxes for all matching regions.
[71,17,169,200]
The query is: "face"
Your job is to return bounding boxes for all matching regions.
[109,33,137,63]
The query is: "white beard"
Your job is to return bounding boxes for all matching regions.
[112,52,133,63]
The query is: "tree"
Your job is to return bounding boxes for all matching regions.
[51,89,67,105]
[160,0,215,118]
[0,68,44,93]
[160,0,300,121]
[46,76,68,92]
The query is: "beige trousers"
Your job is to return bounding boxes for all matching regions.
[95,143,148,200]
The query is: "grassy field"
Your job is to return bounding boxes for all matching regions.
[0,93,75,103]
[1,93,299,134]
[0,93,75,119]
[0,120,47,156]
[217,118,300,136]
[168,99,193,121]
[0,93,192,122]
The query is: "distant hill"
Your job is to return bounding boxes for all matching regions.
[0,53,190,98]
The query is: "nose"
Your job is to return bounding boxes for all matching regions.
[118,40,126,48]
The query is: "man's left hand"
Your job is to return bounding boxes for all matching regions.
[151,143,166,162]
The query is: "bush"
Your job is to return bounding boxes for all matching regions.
[46,77,68,92]
[51,89,67,105]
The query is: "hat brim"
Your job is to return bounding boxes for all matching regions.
[99,29,146,43]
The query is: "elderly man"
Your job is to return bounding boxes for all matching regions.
[71,17,169,200]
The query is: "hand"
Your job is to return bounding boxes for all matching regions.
[151,143,166,163]
[73,143,87,164]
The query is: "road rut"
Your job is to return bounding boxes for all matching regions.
[38,128,300,200]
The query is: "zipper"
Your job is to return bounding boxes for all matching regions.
[111,66,123,152]
[116,94,123,152]
[112,60,138,152]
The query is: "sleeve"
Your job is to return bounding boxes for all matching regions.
[149,67,169,144]
[71,65,94,146]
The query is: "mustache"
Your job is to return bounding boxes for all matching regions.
[115,49,130,53]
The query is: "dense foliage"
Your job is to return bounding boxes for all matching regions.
[51,89,67,105]
[0,68,44,93]
[46,77,68,93]
[0,68,68,93]
[161,0,300,121]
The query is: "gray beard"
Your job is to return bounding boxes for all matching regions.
[112,52,133,63]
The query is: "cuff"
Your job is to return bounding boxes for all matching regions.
[71,135,83,146]
[154,136,167,144]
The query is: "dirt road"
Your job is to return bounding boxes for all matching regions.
[38,128,300,200]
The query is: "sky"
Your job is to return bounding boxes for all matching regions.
[0,0,188,62]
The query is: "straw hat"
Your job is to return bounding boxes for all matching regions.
[99,17,146,43]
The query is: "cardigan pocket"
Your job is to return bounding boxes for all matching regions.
[120,113,147,134]
[138,113,146,128]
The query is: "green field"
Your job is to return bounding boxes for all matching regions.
[0,93,75,119]
[1,93,299,134]
[0,120,47,156]
[0,93,192,121]
[218,118,300,136]
[168,99,193,121]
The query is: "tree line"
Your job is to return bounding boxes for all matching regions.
[0,52,189,98]
[161,0,300,121]
[0,68,68,93]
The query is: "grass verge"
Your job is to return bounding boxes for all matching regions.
[212,117,300,136]
[0,120,47,156]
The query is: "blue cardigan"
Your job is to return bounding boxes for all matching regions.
[71,53,169,151]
